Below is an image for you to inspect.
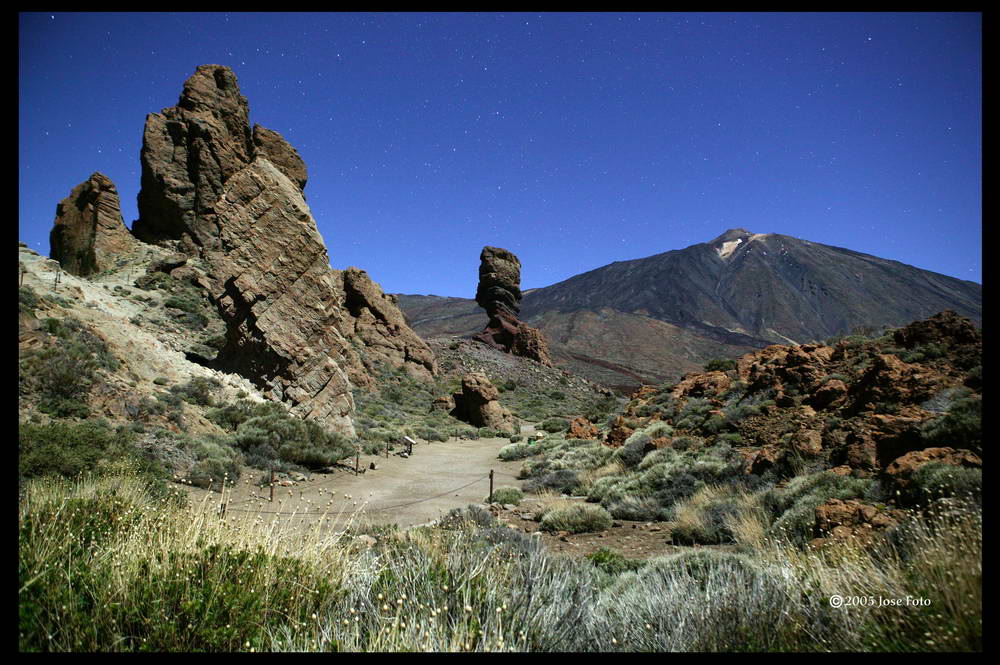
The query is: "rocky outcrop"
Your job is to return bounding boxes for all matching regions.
[128,65,437,435]
[199,157,435,434]
[809,498,906,549]
[49,172,139,276]
[567,417,600,440]
[252,124,307,191]
[132,66,310,251]
[471,246,552,366]
[885,447,982,487]
[133,64,255,251]
[450,372,516,434]
[340,267,436,383]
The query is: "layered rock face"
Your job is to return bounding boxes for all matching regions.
[49,172,139,276]
[132,64,306,252]
[130,65,436,435]
[471,246,552,366]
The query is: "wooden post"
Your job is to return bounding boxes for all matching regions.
[489,469,494,504]
[386,440,390,459]
[355,448,360,476]
[269,466,275,503]
[219,478,227,518]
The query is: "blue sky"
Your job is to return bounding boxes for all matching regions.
[19,12,981,297]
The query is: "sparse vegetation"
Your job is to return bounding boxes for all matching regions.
[18,464,981,651]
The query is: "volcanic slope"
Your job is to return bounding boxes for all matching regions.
[398,228,981,389]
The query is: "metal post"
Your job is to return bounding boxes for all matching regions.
[489,469,494,504]
[269,467,275,503]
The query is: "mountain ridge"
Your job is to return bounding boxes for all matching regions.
[397,228,981,390]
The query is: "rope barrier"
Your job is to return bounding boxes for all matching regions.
[219,473,491,517]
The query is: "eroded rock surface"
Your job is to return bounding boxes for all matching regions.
[49,172,139,276]
[450,372,516,434]
[471,246,552,366]
[128,65,436,434]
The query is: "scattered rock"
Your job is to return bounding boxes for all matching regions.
[369,462,378,470]
[431,395,456,411]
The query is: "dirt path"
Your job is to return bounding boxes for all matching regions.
[183,437,524,532]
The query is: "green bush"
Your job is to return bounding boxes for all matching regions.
[233,411,354,470]
[170,376,222,407]
[508,434,523,443]
[903,462,982,506]
[704,358,736,372]
[489,486,523,505]
[18,420,162,483]
[540,417,570,433]
[499,442,534,461]
[921,396,981,453]
[540,503,612,533]
[19,286,39,314]
[764,471,874,546]
[586,547,644,576]
[523,469,580,495]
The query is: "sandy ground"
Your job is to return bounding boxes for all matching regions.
[183,436,525,533]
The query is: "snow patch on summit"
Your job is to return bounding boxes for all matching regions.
[716,238,743,259]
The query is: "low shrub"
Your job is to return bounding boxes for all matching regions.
[489,486,523,505]
[540,503,612,533]
[499,442,534,461]
[523,469,580,495]
[540,417,570,433]
[920,396,981,454]
[902,462,982,507]
[586,547,644,576]
[704,358,736,372]
[170,376,222,407]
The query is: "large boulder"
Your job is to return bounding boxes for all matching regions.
[471,246,552,366]
[49,172,139,276]
[450,372,516,434]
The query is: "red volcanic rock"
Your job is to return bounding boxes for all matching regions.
[810,378,848,410]
[49,172,139,276]
[604,416,634,448]
[670,371,732,400]
[885,447,982,487]
[892,309,981,349]
[810,499,906,548]
[567,417,599,440]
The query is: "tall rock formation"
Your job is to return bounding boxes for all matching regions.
[49,172,139,277]
[472,246,552,366]
[132,65,435,435]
